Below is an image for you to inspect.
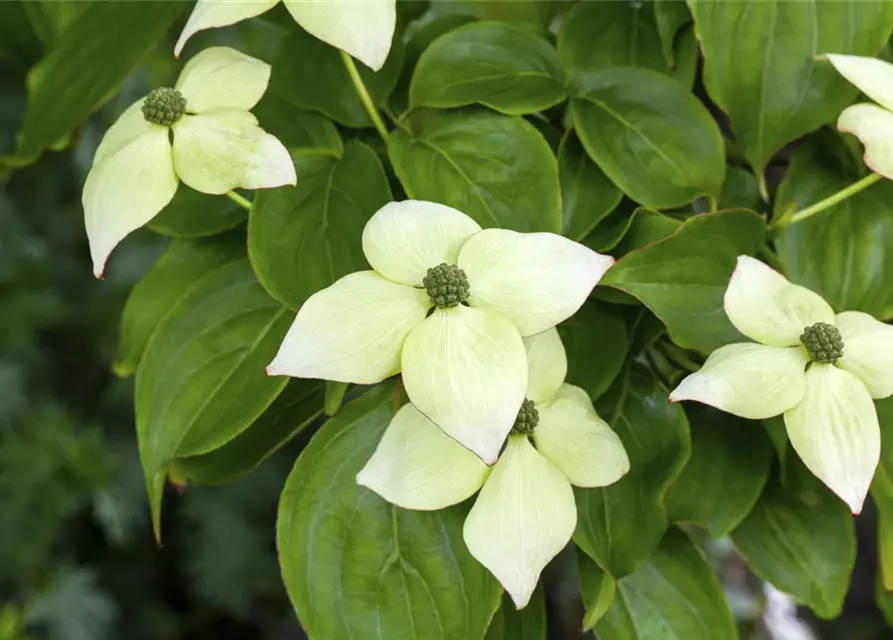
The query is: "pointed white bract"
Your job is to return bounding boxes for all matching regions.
[826,53,893,179]
[356,404,490,510]
[267,271,429,383]
[724,255,835,346]
[669,343,809,420]
[357,326,629,607]
[459,229,615,337]
[671,255,887,513]
[401,305,528,465]
[463,436,576,609]
[82,46,294,277]
[270,200,613,462]
[176,0,396,71]
[784,364,880,514]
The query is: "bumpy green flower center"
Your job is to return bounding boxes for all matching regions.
[423,263,469,308]
[510,399,539,436]
[142,87,187,126]
[800,322,844,364]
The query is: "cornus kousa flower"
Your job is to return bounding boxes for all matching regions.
[83,47,295,277]
[266,200,614,463]
[356,328,630,608]
[175,0,396,71]
[670,256,893,513]
[824,53,893,178]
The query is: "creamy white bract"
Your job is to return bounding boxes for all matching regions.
[267,200,613,463]
[356,328,630,608]
[175,0,396,71]
[82,47,295,278]
[670,256,893,513]
[827,53,893,179]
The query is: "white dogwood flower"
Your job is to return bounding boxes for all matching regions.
[266,200,613,463]
[826,53,893,179]
[83,47,295,278]
[670,256,893,514]
[356,328,629,608]
[175,0,396,71]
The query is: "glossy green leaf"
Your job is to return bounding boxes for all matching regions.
[762,416,823,507]
[601,209,767,354]
[388,110,561,232]
[253,95,344,156]
[0,3,43,67]
[872,397,893,589]
[666,405,773,537]
[484,587,546,640]
[557,301,628,402]
[689,0,893,179]
[410,21,567,115]
[558,1,696,88]
[249,142,391,310]
[178,379,324,485]
[654,0,692,67]
[136,259,292,538]
[468,1,563,35]
[583,205,651,254]
[612,208,682,256]
[577,550,616,631]
[324,381,349,417]
[574,365,690,578]
[571,68,725,209]
[593,528,737,640]
[113,233,244,377]
[877,572,893,628]
[147,186,247,238]
[558,132,622,241]
[24,1,88,47]
[730,473,856,619]
[775,133,893,319]
[718,165,761,211]
[278,385,502,640]
[268,27,405,128]
[2,1,184,170]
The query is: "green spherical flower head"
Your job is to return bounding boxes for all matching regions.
[142,87,187,126]
[800,322,844,364]
[423,263,469,308]
[510,399,539,436]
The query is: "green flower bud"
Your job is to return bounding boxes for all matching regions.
[142,87,187,126]
[510,398,539,436]
[800,321,844,364]
[423,263,469,308]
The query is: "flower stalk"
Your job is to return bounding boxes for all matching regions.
[771,172,882,232]
[226,190,253,211]
[340,51,389,143]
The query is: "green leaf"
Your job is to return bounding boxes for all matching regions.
[136,259,292,538]
[557,301,628,402]
[468,1,564,35]
[558,131,622,241]
[324,381,349,417]
[249,142,392,310]
[730,473,856,619]
[689,0,893,179]
[877,571,893,628]
[148,186,247,238]
[558,1,696,87]
[410,21,567,116]
[388,110,561,231]
[113,233,244,377]
[253,95,344,156]
[24,1,88,46]
[654,0,692,67]
[601,209,767,354]
[268,27,405,128]
[718,165,761,211]
[611,208,682,256]
[571,68,725,209]
[2,1,185,170]
[775,133,893,320]
[666,405,773,537]
[278,384,502,640]
[592,528,737,640]
[178,379,324,485]
[484,587,546,640]
[872,397,893,589]
[0,3,43,67]
[577,550,616,631]
[574,365,690,578]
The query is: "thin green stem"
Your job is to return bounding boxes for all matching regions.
[774,172,882,230]
[226,190,252,211]
[340,50,389,143]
